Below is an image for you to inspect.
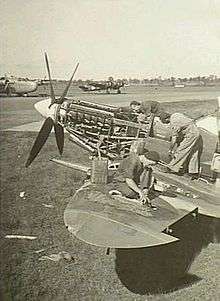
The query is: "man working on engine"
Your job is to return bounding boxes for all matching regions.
[110,140,160,209]
[115,100,141,121]
[115,100,163,122]
[139,100,163,116]
[159,112,203,178]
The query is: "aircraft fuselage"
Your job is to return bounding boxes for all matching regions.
[0,78,38,96]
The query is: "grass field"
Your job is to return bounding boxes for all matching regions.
[35,83,220,107]
[0,88,219,300]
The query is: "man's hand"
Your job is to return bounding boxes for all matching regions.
[168,149,175,158]
[137,113,146,123]
[169,136,178,157]
[138,191,150,205]
[139,190,157,210]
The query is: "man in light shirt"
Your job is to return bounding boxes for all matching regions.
[159,112,203,178]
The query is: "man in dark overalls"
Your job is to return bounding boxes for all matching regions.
[115,100,141,121]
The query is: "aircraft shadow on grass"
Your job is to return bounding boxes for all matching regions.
[115,213,219,295]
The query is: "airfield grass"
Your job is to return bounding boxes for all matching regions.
[0,95,219,300]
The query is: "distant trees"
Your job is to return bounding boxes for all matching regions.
[129,78,141,85]
[68,75,220,86]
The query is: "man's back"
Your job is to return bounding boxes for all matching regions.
[140,101,162,115]
[170,113,194,136]
[113,153,143,184]
[115,106,137,121]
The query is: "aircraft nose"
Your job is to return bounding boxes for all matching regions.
[34,98,51,118]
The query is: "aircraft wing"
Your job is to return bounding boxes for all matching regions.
[64,183,199,249]
[79,85,100,92]
[196,115,218,137]
[89,82,106,89]
[152,167,220,217]
[78,85,90,92]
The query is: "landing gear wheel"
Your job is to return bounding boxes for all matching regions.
[5,86,12,97]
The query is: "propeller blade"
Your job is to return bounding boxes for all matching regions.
[217,97,220,152]
[45,52,56,105]
[54,123,64,155]
[58,62,79,104]
[25,117,54,167]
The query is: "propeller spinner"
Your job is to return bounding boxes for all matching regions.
[25,53,79,167]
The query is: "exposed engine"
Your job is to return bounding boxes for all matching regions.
[58,99,153,159]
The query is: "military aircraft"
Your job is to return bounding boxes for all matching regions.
[26,53,220,252]
[0,75,43,96]
[79,79,124,94]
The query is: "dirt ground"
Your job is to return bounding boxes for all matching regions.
[0,94,219,300]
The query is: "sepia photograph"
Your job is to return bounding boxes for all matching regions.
[0,1,219,300]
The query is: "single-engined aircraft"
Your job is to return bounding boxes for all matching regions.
[79,79,124,94]
[0,75,44,96]
[26,53,220,252]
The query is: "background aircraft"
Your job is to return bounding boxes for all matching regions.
[79,78,125,94]
[0,75,44,96]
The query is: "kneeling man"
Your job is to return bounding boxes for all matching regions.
[111,141,160,208]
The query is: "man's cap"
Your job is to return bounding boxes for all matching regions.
[159,111,171,123]
[130,100,141,106]
[144,150,160,162]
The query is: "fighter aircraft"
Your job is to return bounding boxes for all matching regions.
[0,75,43,96]
[79,79,124,94]
[25,53,220,252]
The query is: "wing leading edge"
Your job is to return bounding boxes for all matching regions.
[64,184,199,248]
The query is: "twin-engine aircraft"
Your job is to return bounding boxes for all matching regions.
[0,75,43,96]
[79,79,124,94]
[26,54,220,251]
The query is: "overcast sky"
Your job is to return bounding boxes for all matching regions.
[1,0,220,79]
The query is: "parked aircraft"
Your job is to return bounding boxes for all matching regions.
[79,79,124,94]
[26,54,220,252]
[0,75,44,96]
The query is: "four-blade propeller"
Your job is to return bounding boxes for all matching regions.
[25,53,79,167]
